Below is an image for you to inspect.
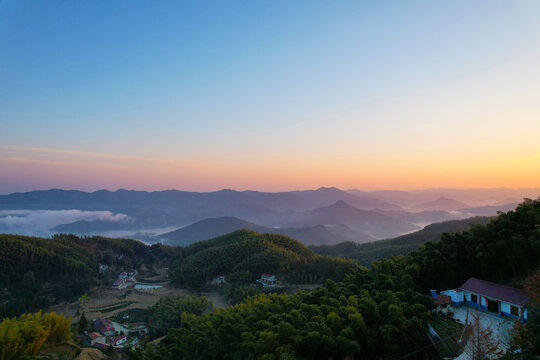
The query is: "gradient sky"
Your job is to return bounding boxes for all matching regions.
[1,1,539,193]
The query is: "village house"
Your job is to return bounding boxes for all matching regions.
[110,334,128,347]
[98,264,109,273]
[111,278,124,289]
[94,317,115,336]
[438,277,530,322]
[256,273,277,287]
[83,331,106,346]
[111,271,135,290]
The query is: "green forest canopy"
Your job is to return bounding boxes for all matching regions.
[0,233,176,318]
[150,199,540,360]
[168,230,357,289]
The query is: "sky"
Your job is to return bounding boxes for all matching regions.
[1,1,539,193]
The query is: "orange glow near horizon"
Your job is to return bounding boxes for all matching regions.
[0,145,538,193]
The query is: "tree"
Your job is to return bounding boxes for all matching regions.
[509,267,540,357]
[463,310,501,360]
[0,311,71,360]
[78,312,89,334]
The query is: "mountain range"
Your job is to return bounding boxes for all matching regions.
[0,187,533,244]
[157,216,375,247]
[310,216,493,265]
[410,197,470,211]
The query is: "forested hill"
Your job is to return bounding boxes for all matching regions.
[153,199,540,359]
[0,234,177,318]
[169,230,357,289]
[311,216,492,265]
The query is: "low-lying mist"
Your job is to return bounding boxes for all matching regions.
[0,209,130,237]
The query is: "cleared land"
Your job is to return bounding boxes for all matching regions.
[49,267,227,321]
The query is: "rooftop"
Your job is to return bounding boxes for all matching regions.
[87,332,104,340]
[110,334,127,343]
[459,277,530,306]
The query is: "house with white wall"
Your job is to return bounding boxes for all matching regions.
[256,273,277,287]
[440,277,530,322]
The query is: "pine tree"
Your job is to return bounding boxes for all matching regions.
[78,312,88,334]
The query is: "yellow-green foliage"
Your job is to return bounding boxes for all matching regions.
[0,311,71,360]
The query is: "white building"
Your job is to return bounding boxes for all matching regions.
[110,334,127,347]
[440,277,530,322]
[256,273,277,287]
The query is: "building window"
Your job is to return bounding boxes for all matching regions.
[511,305,519,316]
[471,294,478,303]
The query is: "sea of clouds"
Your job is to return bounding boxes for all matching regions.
[0,209,130,237]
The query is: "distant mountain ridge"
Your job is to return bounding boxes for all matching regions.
[411,197,470,211]
[0,187,401,211]
[286,200,419,239]
[348,188,539,209]
[158,216,374,247]
[311,215,493,265]
[2,187,533,241]
[0,188,401,230]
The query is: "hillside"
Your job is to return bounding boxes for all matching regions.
[0,233,176,318]
[153,200,540,359]
[459,202,519,216]
[298,200,393,224]
[276,223,374,245]
[159,217,267,246]
[0,188,400,228]
[311,216,493,265]
[159,216,374,247]
[169,230,357,289]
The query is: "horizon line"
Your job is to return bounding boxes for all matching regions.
[1,185,540,196]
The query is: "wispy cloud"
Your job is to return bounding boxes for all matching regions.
[0,144,217,169]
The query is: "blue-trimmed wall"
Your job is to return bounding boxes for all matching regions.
[450,301,527,322]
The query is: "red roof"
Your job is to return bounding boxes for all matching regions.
[459,277,530,306]
[110,334,127,344]
[88,332,104,340]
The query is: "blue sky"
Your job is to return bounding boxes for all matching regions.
[0,1,539,192]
